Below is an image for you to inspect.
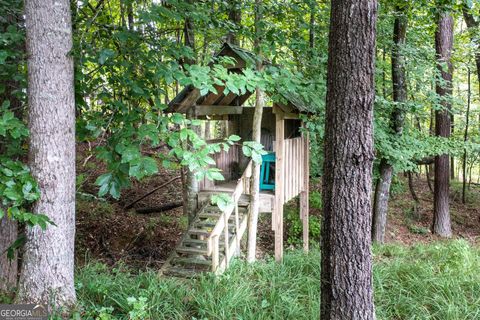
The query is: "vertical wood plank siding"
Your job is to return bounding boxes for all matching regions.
[283,136,306,202]
[199,144,240,190]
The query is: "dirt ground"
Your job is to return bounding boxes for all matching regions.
[75,144,480,269]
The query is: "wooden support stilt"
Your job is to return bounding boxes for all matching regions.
[274,107,285,262]
[301,132,310,252]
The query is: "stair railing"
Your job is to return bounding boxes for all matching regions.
[208,160,253,273]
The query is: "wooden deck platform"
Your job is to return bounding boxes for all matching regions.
[199,181,274,213]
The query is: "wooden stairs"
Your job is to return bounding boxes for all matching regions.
[160,161,254,278]
[160,202,249,277]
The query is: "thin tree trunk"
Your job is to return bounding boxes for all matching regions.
[321,0,377,318]
[226,0,241,45]
[247,0,264,263]
[408,171,420,216]
[426,164,434,193]
[127,1,134,31]
[372,159,393,243]
[183,2,198,223]
[463,6,480,98]
[372,7,407,243]
[432,12,453,237]
[309,0,315,50]
[462,67,471,204]
[17,0,76,307]
[450,115,455,180]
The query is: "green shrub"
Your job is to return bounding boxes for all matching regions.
[309,191,322,209]
[285,205,321,246]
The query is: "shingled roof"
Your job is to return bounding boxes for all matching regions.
[168,42,315,115]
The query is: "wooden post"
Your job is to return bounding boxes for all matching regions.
[224,211,230,267]
[274,107,285,262]
[234,204,240,255]
[300,133,310,252]
[212,235,219,272]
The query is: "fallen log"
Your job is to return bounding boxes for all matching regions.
[124,175,181,209]
[136,201,183,214]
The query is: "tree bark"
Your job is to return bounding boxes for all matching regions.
[321,0,377,318]
[17,0,76,307]
[432,13,453,237]
[0,215,17,293]
[247,0,264,263]
[226,0,241,45]
[372,7,407,243]
[372,159,393,243]
[463,6,480,97]
[462,67,471,204]
[0,8,21,294]
[183,2,199,223]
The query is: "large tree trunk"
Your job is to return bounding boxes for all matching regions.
[0,8,21,294]
[432,13,453,237]
[17,0,76,308]
[372,9,407,243]
[247,0,264,263]
[321,0,377,318]
[0,215,17,293]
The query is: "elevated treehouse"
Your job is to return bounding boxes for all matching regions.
[161,43,312,277]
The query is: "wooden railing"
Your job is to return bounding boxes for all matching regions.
[283,136,307,202]
[207,160,253,273]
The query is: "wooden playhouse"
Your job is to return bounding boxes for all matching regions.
[161,43,312,277]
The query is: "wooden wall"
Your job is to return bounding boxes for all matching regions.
[198,143,240,190]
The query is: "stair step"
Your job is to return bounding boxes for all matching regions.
[188,229,211,236]
[164,267,201,278]
[182,238,208,246]
[171,257,212,266]
[177,246,209,255]
[198,212,222,218]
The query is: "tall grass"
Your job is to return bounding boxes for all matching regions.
[72,240,480,320]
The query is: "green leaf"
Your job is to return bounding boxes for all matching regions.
[99,48,115,65]
[95,173,112,187]
[228,135,241,142]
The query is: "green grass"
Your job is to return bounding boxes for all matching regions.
[70,240,480,320]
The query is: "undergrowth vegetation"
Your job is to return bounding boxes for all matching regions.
[69,240,480,320]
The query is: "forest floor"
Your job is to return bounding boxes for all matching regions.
[75,144,480,269]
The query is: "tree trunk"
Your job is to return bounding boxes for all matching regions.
[226,0,241,45]
[462,67,471,204]
[432,12,453,237]
[450,115,455,180]
[309,0,315,50]
[372,8,407,243]
[183,2,198,223]
[321,0,377,318]
[185,110,199,223]
[0,215,17,293]
[17,0,76,307]
[372,159,393,243]
[0,8,21,294]
[463,6,480,97]
[247,0,264,263]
